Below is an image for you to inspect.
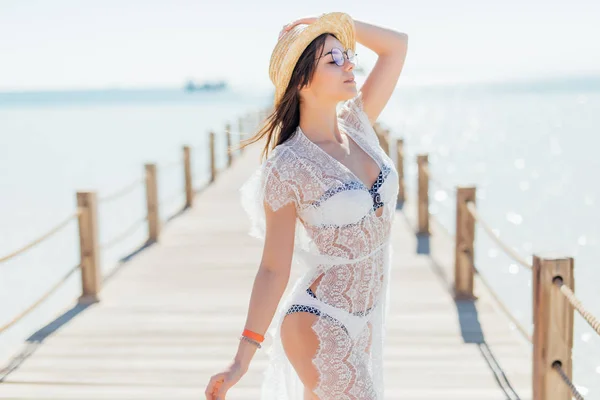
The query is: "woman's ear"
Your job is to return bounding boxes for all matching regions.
[297,85,309,103]
[298,81,311,93]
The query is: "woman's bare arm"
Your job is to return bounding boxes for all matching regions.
[233,200,297,370]
[206,167,298,398]
[354,19,408,124]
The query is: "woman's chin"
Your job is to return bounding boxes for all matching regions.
[342,86,358,99]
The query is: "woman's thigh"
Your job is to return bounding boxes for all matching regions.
[281,311,378,399]
[280,311,321,398]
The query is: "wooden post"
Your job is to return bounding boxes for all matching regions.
[532,255,574,400]
[76,191,100,304]
[373,123,381,140]
[226,123,232,167]
[381,129,391,156]
[454,187,477,300]
[417,154,430,235]
[210,131,216,183]
[145,163,160,242]
[374,123,390,155]
[183,146,193,208]
[396,138,405,203]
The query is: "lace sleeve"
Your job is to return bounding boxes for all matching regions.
[239,146,298,240]
[338,91,380,148]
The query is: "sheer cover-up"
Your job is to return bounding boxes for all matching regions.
[239,92,399,399]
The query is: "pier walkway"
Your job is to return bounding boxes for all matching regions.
[0,141,533,399]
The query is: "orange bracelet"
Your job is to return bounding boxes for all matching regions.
[242,329,264,343]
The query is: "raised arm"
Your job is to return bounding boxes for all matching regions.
[354,19,408,124]
[278,15,408,125]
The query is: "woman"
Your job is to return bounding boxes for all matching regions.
[205,12,408,400]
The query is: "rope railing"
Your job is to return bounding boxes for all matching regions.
[465,201,533,271]
[160,159,183,171]
[472,262,533,343]
[0,107,265,337]
[0,264,80,335]
[98,177,144,204]
[412,149,600,399]
[425,164,600,334]
[463,198,598,400]
[0,210,81,264]
[421,165,457,196]
[415,165,453,218]
[553,361,585,400]
[554,278,600,336]
[459,248,533,343]
[464,199,600,335]
[99,216,148,251]
[160,190,185,209]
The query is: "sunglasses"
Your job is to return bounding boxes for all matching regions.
[319,47,357,67]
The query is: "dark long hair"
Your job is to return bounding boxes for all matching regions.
[236,33,333,161]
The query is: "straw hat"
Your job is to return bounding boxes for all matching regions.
[269,12,356,107]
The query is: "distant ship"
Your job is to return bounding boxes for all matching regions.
[184,80,228,92]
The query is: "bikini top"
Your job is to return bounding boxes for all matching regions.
[239,91,400,261]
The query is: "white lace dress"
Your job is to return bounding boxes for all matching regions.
[240,92,399,399]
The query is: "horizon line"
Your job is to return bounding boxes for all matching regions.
[1,71,599,95]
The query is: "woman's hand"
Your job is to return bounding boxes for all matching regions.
[278,16,318,39]
[204,361,247,400]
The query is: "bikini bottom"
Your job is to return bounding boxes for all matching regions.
[285,287,376,340]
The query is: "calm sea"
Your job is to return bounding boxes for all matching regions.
[1,76,599,395]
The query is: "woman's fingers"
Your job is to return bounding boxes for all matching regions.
[279,23,294,38]
[293,17,318,26]
[214,375,232,400]
[215,385,229,400]
[278,16,318,39]
[205,373,224,399]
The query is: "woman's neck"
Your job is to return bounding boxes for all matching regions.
[298,99,341,145]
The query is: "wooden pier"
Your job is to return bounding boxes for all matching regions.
[1,113,596,399]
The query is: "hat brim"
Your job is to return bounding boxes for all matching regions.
[270,12,356,107]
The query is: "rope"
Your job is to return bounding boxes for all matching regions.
[0,210,81,264]
[465,244,591,399]
[160,159,182,172]
[461,204,598,393]
[554,278,600,337]
[421,165,457,195]
[99,216,148,251]
[0,264,80,334]
[475,266,533,343]
[552,361,585,400]
[98,177,144,204]
[465,251,532,343]
[465,201,533,270]
[160,190,184,209]
[466,240,598,396]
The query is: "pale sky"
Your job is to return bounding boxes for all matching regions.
[0,0,598,91]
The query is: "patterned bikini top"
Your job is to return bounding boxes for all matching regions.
[240,91,400,262]
[312,162,391,213]
[368,165,390,211]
